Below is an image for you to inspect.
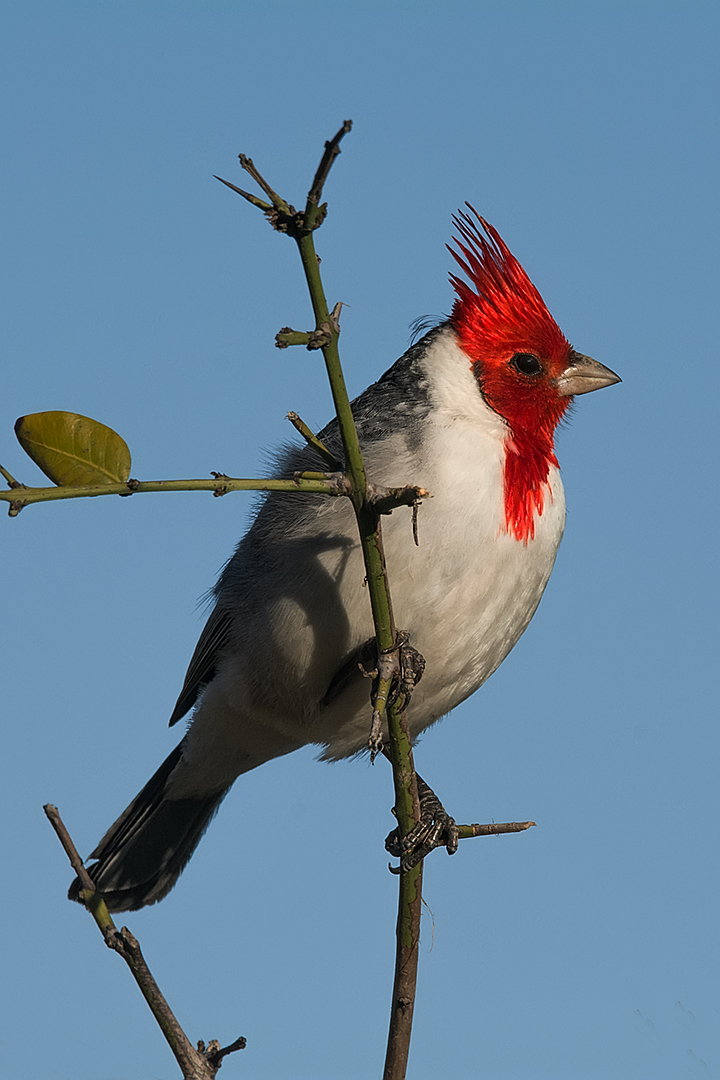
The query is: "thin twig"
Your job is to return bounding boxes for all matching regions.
[206,1036,248,1069]
[276,328,313,348]
[0,463,22,489]
[369,484,430,516]
[307,120,353,206]
[286,411,343,471]
[43,805,244,1080]
[213,175,272,212]
[44,804,98,895]
[238,154,292,214]
[457,820,536,840]
[0,473,349,515]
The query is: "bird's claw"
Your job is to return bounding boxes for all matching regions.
[385,775,459,872]
[390,635,425,713]
[368,708,384,760]
[365,632,425,758]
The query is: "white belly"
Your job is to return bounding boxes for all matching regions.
[311,413,566,758]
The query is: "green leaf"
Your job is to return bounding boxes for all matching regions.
[14,411,132,487]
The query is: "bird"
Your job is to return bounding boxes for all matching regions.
[69,206,620,911]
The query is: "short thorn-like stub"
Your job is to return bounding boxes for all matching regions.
[555,351,621,396]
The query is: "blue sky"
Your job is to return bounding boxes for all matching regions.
[1,2,719,1078]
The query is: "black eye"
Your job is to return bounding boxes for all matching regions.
[510,352,543,376]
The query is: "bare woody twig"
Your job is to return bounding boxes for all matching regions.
[286,411,343,471]
[458,820,536,840]
[307,120,353,207]
[43,805,245,1080]
[370,484,430,517]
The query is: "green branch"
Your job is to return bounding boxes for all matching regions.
[276,328,314,348]
[457,820,536,840]
[286,411,343,471]
[0,463,21,488]
[0,474,349,516]
[222,121,424,1080]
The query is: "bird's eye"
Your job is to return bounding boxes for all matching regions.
[510,353,543,376]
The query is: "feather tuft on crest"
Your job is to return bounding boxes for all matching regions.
[448,205,569,364]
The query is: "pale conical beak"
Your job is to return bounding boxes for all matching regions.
[555,350,622,397]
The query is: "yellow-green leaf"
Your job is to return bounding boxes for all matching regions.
[14,411,132,487]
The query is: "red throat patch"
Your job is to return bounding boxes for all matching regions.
[448,207,572,542]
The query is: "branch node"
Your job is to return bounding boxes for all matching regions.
[306,322,333,350]
[205,1035,248,1069]
[208,472,228,497]
[368,484,430,516]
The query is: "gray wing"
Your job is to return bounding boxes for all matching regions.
[173,329,443,727]
[168,605,233,727]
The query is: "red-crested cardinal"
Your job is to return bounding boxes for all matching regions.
[70,207,619,910]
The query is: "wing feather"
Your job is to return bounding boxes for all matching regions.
[168,606,232,726]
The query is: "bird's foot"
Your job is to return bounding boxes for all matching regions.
[363,632,425,760]
[391,633,426,712]
[385,774,459,872]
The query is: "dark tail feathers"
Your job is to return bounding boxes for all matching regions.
[68,742,227,912]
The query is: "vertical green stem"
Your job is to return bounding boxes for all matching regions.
[289,154,423,1080]
[294,231,396,650]
[294,233,366,488]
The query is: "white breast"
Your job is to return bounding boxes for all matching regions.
[316,328,566,756]
[174,328,567,791]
